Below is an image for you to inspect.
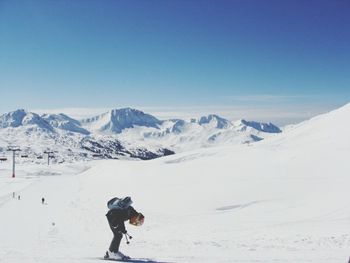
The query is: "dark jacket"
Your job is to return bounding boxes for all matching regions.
[106,206,138,234]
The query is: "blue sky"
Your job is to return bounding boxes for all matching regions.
[0,0,349,123]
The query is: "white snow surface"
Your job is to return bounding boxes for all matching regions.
[0,104,350,262]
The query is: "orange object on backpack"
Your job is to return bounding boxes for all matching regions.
[129,213,144,226]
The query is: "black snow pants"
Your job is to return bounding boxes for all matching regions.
[109,227,123,252]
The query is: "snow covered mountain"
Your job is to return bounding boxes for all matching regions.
[0,109,173,162]
[81,108,162,133]
[41,113,90,135]
[0,107,282,162]
[236,119,281,133]
[118,114,281,151]
[0,109,54,132]
[197,114,231,129]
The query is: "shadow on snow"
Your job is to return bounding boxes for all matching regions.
[90,257,174,263]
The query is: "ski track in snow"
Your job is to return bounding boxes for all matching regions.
[216,200,266,211]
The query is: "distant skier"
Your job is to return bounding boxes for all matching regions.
[105,196,144,261]
[42,197,45,204]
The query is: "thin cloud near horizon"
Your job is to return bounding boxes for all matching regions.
[29,103,342,127]
[223,94,312,102]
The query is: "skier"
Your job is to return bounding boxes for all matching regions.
[105,196,144,261]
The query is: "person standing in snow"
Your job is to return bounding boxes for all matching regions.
[105,196,144,260]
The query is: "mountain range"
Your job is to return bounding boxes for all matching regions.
[0,108,281,162]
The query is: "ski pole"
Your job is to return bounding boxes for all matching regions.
[126,233,133,239]
[124,233,130,244]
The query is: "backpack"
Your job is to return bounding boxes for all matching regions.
[107,196,133,210]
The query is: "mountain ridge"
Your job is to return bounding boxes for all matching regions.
[81,108,162,133]
[0,107,283,162]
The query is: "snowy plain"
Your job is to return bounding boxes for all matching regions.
[0,104,350,263]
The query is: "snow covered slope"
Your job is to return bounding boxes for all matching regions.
[0,103,349,262]
[267,103,350,149]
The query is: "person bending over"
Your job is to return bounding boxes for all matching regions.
[105,196,144,260]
